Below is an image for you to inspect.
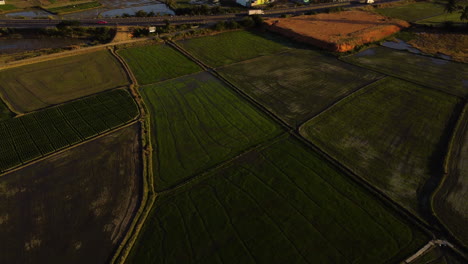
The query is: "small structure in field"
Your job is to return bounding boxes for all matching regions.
[0,0,6,5]
[149,26,156,33]
[265,11,410,52]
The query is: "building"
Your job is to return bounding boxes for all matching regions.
[236,0,272,7]
[0,0,5,5]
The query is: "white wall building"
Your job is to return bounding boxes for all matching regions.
[0,0,6,5]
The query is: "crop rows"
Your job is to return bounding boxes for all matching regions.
[0,89,138,172]
[128,137,428,263]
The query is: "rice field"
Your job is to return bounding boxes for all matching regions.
[375,1,445,22]
[0,99,13,121]
[219,49,382,127]
[127,137,429,264]
[141,72,283,191]
[433,105,468,247]
[342,46,468,97]
[117,44,202,85]
[177,31,289,67]
[0,50,129,113]
[0,124,142,264]
[0,89,138,172]
[300,77,462,217]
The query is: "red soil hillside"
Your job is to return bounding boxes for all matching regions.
[265,11,410,52]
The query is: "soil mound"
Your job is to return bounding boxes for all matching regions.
[265,11,410,52]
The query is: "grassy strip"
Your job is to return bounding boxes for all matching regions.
[218,48,383,127]
[416,12,464,25]
[0,89,139,173]
[177,30,289,68]
[0,49,129,113]
[126,136,429,263]
[117,44,202,85]
[141,72,283,191]
[45,1,101,14]
[432,102,468,248]
[0,4,17,11]
[300,77,461,219]
[341,46,468,97]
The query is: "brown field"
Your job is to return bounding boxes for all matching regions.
[409,33,468,63]
[265,11,410,52]
[0,124,142,264]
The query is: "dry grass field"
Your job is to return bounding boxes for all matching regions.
[0,50,128,113]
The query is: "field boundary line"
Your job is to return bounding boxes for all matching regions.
[109,46,158,264]
[0,120,138,177]
[430,101,468,253]
[296,76,388,128]
[158,133,290,197]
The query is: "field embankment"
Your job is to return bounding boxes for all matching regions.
[264,11,409,52]
[300,77,462,219]
[0,50,129,113]
[0,124,142,264]
[141,72,283,191]
[126,136,429,264]
[0,89,138,173]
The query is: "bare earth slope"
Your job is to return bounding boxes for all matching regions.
[265,11,410,52]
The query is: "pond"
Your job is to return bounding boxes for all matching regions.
[5,9,52,18]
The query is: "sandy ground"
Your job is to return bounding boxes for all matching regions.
[265,11,410,52]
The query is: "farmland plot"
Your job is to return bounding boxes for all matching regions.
[118,44,201,85]
[300,78,462,217]
[342,46,468,97]
[0,89,138,173]
[375,1,445,22]
[177,31,289,67]
[141,72,283,191]
[0,99,13,121]
[127,137,428,264]
[0,124,141,264]
[0,50,128,113]
[219,49,382,126]
[433,106,468,246]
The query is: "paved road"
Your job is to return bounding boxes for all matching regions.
[0,1,388,28]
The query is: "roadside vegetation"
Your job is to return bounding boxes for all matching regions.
[0,89,138,173]
[118,44,202,85]
[127,137,429,264]
[141,72,283,191]
[0,50,128,112]
[300,77,462,218]
[177,30,288,67]
[0,124,142,264]
[342,46,468,97]
[219,48,382,127]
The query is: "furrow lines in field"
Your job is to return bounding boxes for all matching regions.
[187,193,226,264]
[236,166,350,263]
[172,203,195,264]
[174,85,235,153]
[207,185,258,264]
[277,146,406,250]
[247,157,360,256]
[223,176,310,264]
